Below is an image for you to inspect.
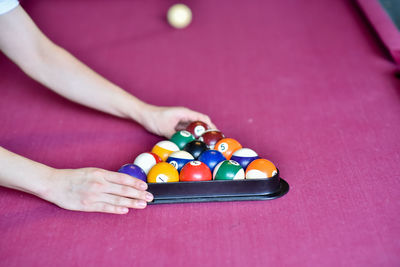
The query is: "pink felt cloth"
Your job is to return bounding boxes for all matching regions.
[1,0,399,266]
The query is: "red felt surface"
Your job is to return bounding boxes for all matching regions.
[1,0,400,266]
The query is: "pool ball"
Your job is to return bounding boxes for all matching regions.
[245,159,278,179]
[186,121,209,139]
[151,140,180,161]
[215,138,242,160]
[166,150,194,172]
[118,164,147,182]
[180,161,212,181]
[230,148,259,170]
[183,140,208,159]
[133,152,162,175]
[213,160,245,180]
[147,162,179,183]
[170,130,195,149]
[198,149,226,172]
[199,130,225,149]
[167,3,192,29]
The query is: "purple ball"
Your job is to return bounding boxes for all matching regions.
[118,164,147,182]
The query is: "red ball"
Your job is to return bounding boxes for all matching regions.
[199,130,225,149]
[186,121,209,139]
[180,161,212,181]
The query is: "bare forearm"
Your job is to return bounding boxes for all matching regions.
[0,146,52,198]
[29,44,149,122]
[0,6,215,139]
[0,6,149,124]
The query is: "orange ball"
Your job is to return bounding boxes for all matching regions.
[245,159,277,179]
[215,138,242,160]
[147,162,179,183]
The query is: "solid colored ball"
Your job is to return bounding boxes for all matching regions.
[245,159,278,179]
[147,162,179,183]
[198,149,226,172]
[170,130,195,149]
[183,140,208,159]
[230,148,259,170]
[166,150,194,172]
[151,140,180,161]
[186,121,209,139]
[118,164,147,182]
[213,160,245,180]
[215,138,242,160]
[199,130,225,149]
[167,3,192,29]
[133,152,162,175]
[180,161,212,181]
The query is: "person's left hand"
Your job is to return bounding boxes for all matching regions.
[139,105,216,138]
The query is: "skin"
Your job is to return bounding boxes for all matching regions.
[0,6,215,214]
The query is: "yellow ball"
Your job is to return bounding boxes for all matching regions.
[151,140,179,161]
[147,162,179,183]
[167,3,192,29]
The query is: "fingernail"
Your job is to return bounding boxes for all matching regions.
[121,208,129,213]
[140,183,147,190]
[138,201,147,208]
[145,193,154,201]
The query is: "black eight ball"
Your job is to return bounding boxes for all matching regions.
[183,140,208,159]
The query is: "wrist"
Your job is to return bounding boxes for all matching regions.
[29,166,55,201]
[133,102,156,126]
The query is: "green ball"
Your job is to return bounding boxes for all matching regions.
[170,130,195,149]
[213,160,245,180]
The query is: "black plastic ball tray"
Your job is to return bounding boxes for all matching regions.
[147,170,289,204]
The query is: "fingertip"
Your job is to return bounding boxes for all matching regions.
[120,207,129,214]
[209,121,217,129]
[145,192,154,202]
[138,181,148,190]
[136,200,147,209]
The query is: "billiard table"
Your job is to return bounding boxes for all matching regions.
[1,0,399,266]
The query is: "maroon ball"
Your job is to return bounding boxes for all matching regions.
[199,130,225,149]
[186,121,209,139]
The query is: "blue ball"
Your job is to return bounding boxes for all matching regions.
[198,150,226,172]
[230,148,260,170]
[230,155,259,170]
[166,151,194,172]
[118,164,147,182]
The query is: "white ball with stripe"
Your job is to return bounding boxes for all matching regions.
[133,152,160,175]
[232,148,258,157]
[156,140,180,151]
[168,150,195,160]
[213,160,245,180]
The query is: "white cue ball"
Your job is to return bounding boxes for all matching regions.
[167,4,192,29]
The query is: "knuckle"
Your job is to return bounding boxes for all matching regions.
[91,169,106,178]
[120,186,131,195]
[88,181,103,191]
[101,204,113,213]
[80,193,94,207]
[115,197,126,206]
[116,174,131,185]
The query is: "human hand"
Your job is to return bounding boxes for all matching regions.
[43,168,153,214]
[139,105,216,138]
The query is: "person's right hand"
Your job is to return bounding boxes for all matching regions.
[44,168,153,214]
